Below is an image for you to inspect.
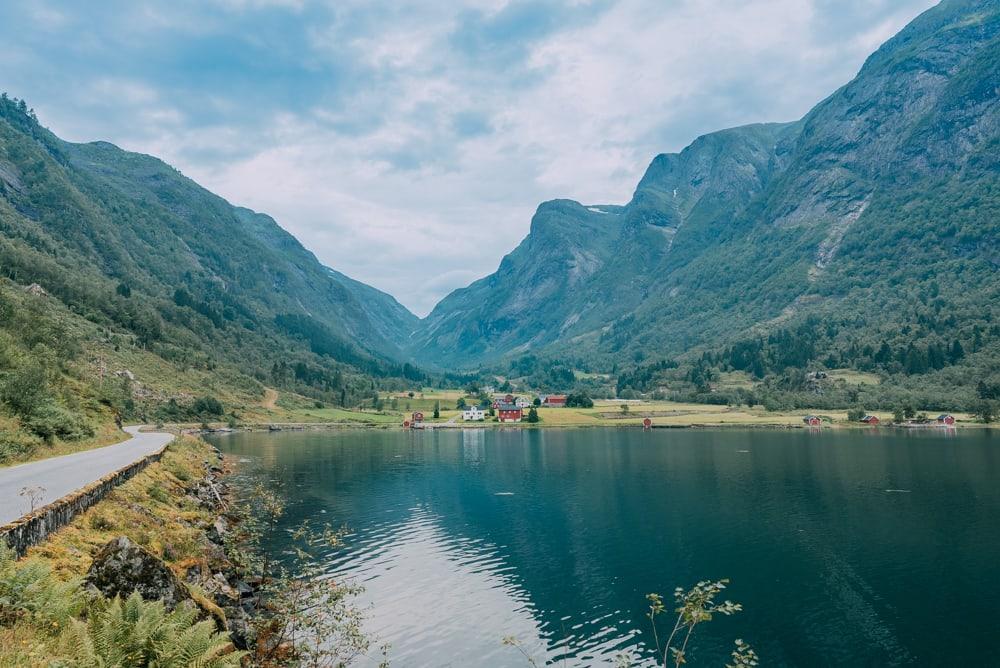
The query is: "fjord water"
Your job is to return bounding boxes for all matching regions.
[211,428,1000,666]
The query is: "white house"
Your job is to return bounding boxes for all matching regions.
[514,396,532,409]
[462,406,486,421]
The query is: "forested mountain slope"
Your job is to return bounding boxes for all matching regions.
[0,94,423,435]
[409,0,1000,409]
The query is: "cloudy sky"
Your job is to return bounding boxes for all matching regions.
[0,0,936,315]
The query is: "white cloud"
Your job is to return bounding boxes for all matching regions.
[2,0,937,316]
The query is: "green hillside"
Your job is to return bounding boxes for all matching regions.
[408,0,1000,412]
[0,94,428,461]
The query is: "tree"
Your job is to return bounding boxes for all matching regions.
[526,407,539,423]
[949,339,965,364]
[971,400,996,423]
[847,408,866,422]
[893,406,906,423]
[620,403,630,415]
[456,397,467,409]
[433,400,440,419]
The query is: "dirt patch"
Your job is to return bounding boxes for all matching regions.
[261,388,278,409]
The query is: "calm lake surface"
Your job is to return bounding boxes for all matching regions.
[209,427,1000,667]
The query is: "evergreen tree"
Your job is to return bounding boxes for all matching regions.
[949,339,965,363]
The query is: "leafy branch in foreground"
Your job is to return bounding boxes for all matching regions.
[502,579,756,667]
[227,483,378,667]
[647,579,748,667]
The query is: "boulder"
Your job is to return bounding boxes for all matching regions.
[84,536,191,610]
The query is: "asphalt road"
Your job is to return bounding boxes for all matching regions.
[0,426,172,525]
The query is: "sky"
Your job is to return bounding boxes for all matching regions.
[0,0,937,316]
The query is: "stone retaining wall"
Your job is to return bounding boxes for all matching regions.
[1,440,171,557]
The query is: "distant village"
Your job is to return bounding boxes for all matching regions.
[407,392,567,427]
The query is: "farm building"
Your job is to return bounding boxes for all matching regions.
[497,403,523,423]
[937,414,956,426]
[803,415,822,426]
[860,415,881,425]
[462,406,486,421]
[542,395,567,407]
[493,394,516,410]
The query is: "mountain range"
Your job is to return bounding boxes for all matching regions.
[0,94,426,415]
[408,0,1000,404]
[2,0,999,419]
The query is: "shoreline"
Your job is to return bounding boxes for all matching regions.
[192,419,985,435]
[2,435,261,663]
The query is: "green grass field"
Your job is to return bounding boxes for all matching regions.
[248,390,976,431]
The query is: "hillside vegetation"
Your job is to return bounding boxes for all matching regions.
[409,0,1000,413]
[1,94,438,461]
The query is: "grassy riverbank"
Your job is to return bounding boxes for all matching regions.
[187,390,978,431]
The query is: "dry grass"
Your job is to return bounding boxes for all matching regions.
[23,435,219,581]
[826,368,882,385]
[2,435,224,667]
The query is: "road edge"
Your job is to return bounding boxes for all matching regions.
[1,430,174,557]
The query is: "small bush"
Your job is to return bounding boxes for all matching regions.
[22,401,89,442]
[192,396,224,417]
[148,484,170,504]
[0,429,38,463]
[88,513,114,531]
[168,462,192,482]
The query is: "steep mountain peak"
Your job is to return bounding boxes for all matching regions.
[409,0,1000,372]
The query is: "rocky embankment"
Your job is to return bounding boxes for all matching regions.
[78,445,259,649]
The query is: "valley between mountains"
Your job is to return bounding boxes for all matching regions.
[1,0,999,465]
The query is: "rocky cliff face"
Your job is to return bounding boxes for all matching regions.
[409,0,1000,369]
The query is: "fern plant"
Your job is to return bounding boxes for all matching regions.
[0,543,84,630]
[61,592,243,667]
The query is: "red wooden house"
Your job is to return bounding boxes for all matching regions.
[542,394,567,407]
[492,394,515,410]
[803,415,821,427]
[497,403,523,423]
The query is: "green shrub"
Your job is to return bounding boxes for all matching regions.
[0,429,38,463]
[148,484,170,504]
[22,401,89,441]
[192,396,224,417]
[168,462,192,482]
